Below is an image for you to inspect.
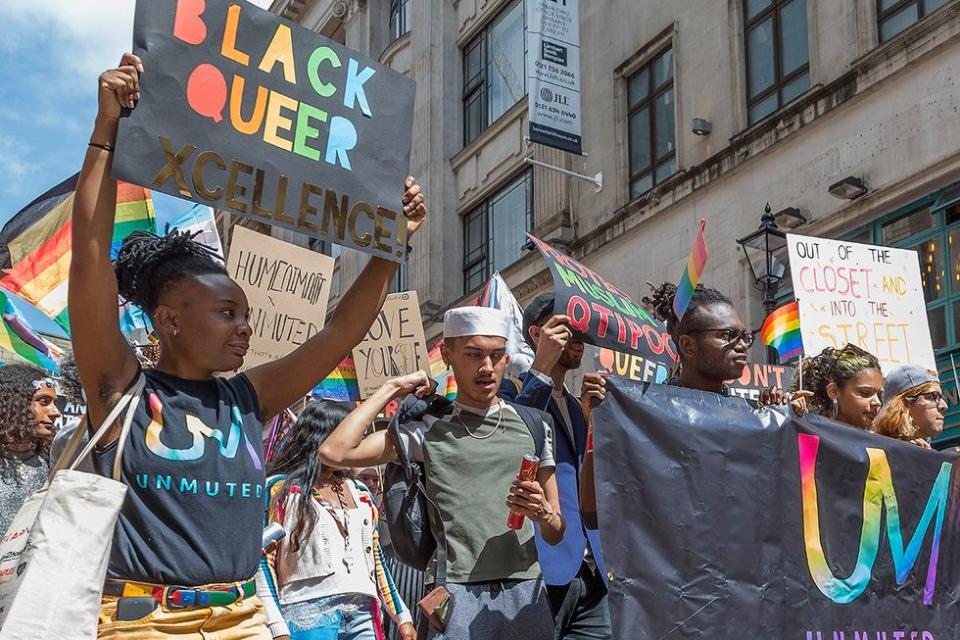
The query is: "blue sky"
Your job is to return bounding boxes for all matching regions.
[0,0,268,337]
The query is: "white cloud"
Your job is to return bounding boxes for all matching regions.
[0,0,278,86]
[0,0,135,87]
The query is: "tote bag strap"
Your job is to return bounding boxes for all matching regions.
[54,374,146,481]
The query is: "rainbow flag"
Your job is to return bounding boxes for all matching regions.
[0,176,155,332]
[313,357,361,402]
[673,218,709,323]
[760,300,804,362]
[0,289,59,371]
[428,342,458,400]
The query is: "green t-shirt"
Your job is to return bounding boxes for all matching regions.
[397,402,554,583]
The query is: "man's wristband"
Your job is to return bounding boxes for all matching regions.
[88,141,115,152]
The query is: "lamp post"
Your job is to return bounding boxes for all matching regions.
[737,203,789,364]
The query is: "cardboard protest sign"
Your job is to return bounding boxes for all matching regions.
[787,233,936,372]
[226,226,334,369]
[115,0,416,262]
[587,344,794,401]
[594,378,960,639]
[528,234,677,363]
[352,291,430,398]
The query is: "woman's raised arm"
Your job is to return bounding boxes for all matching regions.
[69,54,142,427]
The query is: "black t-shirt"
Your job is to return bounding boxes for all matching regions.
[92,368,265,586]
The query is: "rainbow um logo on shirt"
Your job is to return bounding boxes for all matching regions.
[144,393,262,470]
[798,434,952,605]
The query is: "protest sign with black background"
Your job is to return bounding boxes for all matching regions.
[593,378,960,639]
[115,0,416,262]
[528,234,676,363]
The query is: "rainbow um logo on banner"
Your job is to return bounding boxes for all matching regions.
[798,433,951,606]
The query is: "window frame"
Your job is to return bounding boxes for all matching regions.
[743,0,811,125]
[461,168,534,294]
[876,0,949,42]
[625,47,676,199]
[461,0,527,146]
[389,0,411,42]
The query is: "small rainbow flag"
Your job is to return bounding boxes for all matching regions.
[313,357,361,402]
[673,218,709,323]
[0,288,58,372]
[761,301,803,362]
[428,341,458,400]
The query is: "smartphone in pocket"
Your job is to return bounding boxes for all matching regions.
[116,597,158,622]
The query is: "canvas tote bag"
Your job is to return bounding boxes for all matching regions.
[0,374,145,639]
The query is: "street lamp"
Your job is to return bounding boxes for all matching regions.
[737,203,789,363]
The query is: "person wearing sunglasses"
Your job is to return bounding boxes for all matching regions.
[789,345,883,429]
[873,366,947,449]
[644,283,754,394]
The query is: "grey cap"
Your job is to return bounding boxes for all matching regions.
[883,365,938,402]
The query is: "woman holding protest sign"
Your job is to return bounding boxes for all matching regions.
[69,53,427,639]
[872,365,947,448]
[789,345,883,429]
[256,400,416,640]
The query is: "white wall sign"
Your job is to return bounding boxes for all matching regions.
[526,0,582,154]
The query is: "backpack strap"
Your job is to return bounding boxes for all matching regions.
[506,401,548,458]
[387,393,453,586]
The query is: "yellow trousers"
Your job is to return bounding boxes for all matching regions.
[97,594,270,639]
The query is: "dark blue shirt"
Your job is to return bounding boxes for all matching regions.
[93,368,265,586]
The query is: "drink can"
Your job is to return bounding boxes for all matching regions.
[507,454,540,530]
[261,522,286,548]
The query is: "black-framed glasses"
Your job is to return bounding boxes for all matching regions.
[686,328,756,347]
[908,391,945,404]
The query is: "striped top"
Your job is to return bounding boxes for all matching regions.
[255,475,411,637]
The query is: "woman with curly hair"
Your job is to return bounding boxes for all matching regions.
[790,344,883,429]
[0,363,61,537]
[69,54,427,638]
[873,365,946,448]
[256,400,415,640]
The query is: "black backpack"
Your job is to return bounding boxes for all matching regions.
[382,393,548,578]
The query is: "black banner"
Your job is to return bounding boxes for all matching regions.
[593,378,960,639]
[528,234,676,364]
[115,0,415,262]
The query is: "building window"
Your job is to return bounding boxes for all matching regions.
[390,260,408,293]
[308,237,342,259]
[877,0,950,42]
[462,169,533,293]
[462,0,526,145]
[390,0,411,41]
[744,0,810,125]
[626,48,676,199]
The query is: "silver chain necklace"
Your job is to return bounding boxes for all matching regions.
[455,401,504,440]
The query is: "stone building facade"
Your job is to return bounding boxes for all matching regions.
[257,0,960,438]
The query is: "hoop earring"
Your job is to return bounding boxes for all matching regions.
[830,398,838,419]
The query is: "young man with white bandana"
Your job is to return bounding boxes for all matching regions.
[320,306,562,640]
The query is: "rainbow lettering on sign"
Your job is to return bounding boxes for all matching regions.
[798,434,951,605]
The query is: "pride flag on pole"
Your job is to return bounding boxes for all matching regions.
[673,218,709,323]
[760,301,804,362]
